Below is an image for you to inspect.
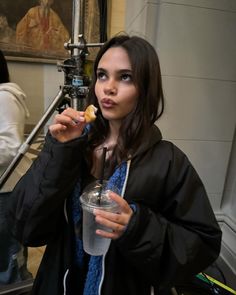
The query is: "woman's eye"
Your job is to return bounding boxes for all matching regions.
[121,74,132,82]
[97,72,107,80]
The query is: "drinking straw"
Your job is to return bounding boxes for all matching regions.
[98,146,107,204]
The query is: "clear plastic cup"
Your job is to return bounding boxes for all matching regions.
[80,181,119,256]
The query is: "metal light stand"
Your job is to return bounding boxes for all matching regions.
[0,0,103,190]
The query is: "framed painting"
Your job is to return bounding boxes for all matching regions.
[0,0,73,62]
[0,0,104,63]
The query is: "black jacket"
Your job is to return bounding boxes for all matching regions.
[7,125,222,295]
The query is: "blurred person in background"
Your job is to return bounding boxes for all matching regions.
[0,49,32,285]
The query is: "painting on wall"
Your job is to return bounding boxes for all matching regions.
[0,0,74,62]
[0,0,104,63]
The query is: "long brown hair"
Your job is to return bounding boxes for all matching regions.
[86,34,164,171]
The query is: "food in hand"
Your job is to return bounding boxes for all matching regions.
[84,104,97,123]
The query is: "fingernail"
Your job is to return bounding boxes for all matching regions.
[72,119,79,125]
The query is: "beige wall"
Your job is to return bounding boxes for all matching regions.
[8,61,64,132]
[108,0,126,37]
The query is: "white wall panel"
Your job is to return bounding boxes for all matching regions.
[171,139,232,197]
[160,0,236,11]
[125,0,147,30]
[156,4,236,80]
[208,193,223,212]
[158,76,236,141]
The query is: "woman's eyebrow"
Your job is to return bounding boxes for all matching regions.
[117,69,132,73]
[97,67,132,73]
[96,67,106,72]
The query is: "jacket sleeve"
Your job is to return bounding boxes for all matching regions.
[116,142,222,290]
[7,133,87,247]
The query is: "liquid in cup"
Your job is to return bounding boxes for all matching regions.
[80,181,119,256]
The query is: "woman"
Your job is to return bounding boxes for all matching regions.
[8,35,221,295]
[0,50,31,284]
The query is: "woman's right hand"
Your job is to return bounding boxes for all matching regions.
[49,107,86,143]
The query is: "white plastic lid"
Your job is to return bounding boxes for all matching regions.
[80,181,119,211]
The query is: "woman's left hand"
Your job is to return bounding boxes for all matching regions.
[93,191,134,239]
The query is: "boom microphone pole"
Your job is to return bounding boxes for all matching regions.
[59,0,103,111]
[0,0,103,190]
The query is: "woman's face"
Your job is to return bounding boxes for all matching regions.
[95,47,138,126]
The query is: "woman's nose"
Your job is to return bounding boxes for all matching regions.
[104,79,117,95]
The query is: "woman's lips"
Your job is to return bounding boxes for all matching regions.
[101,98,117,108]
